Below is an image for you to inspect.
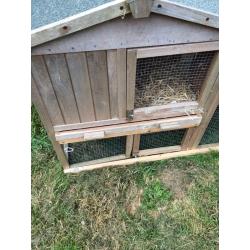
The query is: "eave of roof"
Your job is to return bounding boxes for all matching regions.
[31,0,219,47]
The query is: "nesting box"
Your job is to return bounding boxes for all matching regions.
[31,0,219,173]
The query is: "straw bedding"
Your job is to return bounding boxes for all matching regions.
[134,76,197,108]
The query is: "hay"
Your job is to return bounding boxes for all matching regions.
[135,77,197,108]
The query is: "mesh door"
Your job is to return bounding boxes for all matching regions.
[199,106,219,145]
[67,136,126,165]
[135,51,216,108]
[140,129,186,150]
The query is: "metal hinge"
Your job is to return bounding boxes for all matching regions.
[126,109,134,121]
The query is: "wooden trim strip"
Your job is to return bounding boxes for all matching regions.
[151,0,219,29]
[132,134,141,156]
[55,114,202,144]
[126,135,134,157]
[31,0,130,47]
[69,154,126,169]
[136,41,219,59]
[64,144,218,173]
[182,76,219,149]
[138,145,181,157]
[54,101,201,132]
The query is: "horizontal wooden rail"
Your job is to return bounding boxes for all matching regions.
[64,144,218,173]
[136,41,219,58]
[55,114,202,144]
[137,145,181,157]
[54,101,201,132]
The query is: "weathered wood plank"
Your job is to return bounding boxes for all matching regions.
[107,50,119,118]
[44,54,80,124]
[31,56,64,125]
[126,135,134,157]
[127,49,137,112]
[65,52,95,122]
[87,51,111,120]
[138,145,181,157]
[31,0,130,47]
[56,114,202,144]
[152,0,219,29]
[69,155,126,169]
[64,145,219,173]
[117,49,127,118]
[32,77,69,169]
[132,134,140,156]
[136,41,219,58]
[53,101,201,132]
[128,0,153,18]
[182,75,219,149]
[32,14,219,55]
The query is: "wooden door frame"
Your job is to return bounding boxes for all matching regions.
[126,41,219,122]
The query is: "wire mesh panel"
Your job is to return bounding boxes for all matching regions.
[139,129,186,150]
[199,106,219,145]
[67,136,126,165]
[135,51,216,108]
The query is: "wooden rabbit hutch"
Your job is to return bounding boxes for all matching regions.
[31,0,219,173]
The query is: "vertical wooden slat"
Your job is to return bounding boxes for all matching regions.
[182,75,219,149]
[107,50,118,118]
[44,54,80,124]
[117,48,127,118]
[132,134,141,156]
[125,135,134,157]
[32,76,69,169]
[31,56,64,125]
[87,51,110,120]
[127,49,137,112]
[65,52,95,122]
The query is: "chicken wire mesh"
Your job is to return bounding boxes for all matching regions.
[199,106,219,145]
[66,136,126,165]
[139,129,186,150]
[135,51,216,108]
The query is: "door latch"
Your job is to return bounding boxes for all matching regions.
[126,109,134,121]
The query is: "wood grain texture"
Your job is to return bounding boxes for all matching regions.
[65,52,95,122]
[198,52,219,107]
[182,75,219,149]
[152,0,219,29]
[117,49,127,118]
[136,41,219,58]
[126,49,137,111]
[32,76,69,169]
[107,50,119,118]
[125,135,134,157]
[54,101,201,132]
[32,14,219,55]
[31,0,130,47]
[55,114,202,144]
[132,134,140,156]
[87,51,111,120]
[138,145,181,157]
[128,0,153,18]
[69,155,126,169]
[64,145,219,173]
[31,56,64,125]
[44,54,80,124]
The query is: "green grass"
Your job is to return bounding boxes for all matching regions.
[32,106,219,250]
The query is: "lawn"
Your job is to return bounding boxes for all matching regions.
[32,106,219,250]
